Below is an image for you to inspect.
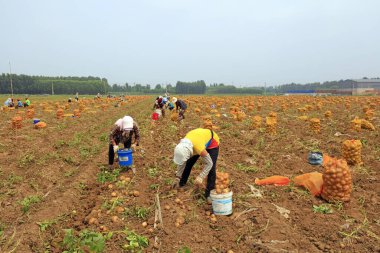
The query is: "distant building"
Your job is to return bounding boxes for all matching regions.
[315,79,380,95]
[315,89,352,95]
[351,79,380,95]
[284,79,380,96]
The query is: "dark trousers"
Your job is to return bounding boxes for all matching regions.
[161,108,165,117]
[108,138,132,165]
[179,109,186,119]
[179,147,219,197]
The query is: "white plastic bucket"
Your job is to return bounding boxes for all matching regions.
[210,190,233,215]
[154,109,162,117]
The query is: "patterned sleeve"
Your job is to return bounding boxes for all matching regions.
[109,125,119,143]
[198,154,213,179]
[133,122,140,144]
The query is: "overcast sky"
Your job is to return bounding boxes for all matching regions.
[1,0,379,86]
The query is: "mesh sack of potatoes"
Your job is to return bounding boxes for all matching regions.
[265,116,277,135]
[351,117,362,132]
[342,140,362,165]
[251,115,262,129]
[56,109,64,119]
[310,118,321,133]
[321,156,352,202]
[12,116,22,129]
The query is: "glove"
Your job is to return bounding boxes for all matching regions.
[171,177,180,189]
[113,145,119,153]
[194,176,203,185]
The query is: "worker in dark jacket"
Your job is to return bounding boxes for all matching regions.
[172,97,187,121]
[153,96,165,117]
[108,116,140,169]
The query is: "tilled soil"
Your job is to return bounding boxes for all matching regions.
[0,95,379,253]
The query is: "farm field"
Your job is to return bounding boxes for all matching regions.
[0,95,379,253]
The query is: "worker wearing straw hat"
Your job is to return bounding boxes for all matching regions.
[172,128,220,202]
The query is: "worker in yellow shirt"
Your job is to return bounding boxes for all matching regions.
[173,128,220,202]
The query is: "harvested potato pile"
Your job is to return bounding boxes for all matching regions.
[215,172,230,194]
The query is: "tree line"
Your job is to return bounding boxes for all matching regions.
[0,74,109,95]
[207,83,263,94]
[111,83,175,94]
[175,80,207,94]
[2,73,377,95]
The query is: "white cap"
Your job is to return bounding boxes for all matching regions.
[173,138,193,165]
[159,96,163,99]
[122,116,133,130]
[172,97,177,103]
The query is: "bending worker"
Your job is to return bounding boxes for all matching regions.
[153,96,165,117]
[173,128,220,201]
[172,97,187,120]
[4,98,14,107]
[108,116,140,169]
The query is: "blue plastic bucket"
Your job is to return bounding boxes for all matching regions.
[117,149,133,166]
[33,118,40,124]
